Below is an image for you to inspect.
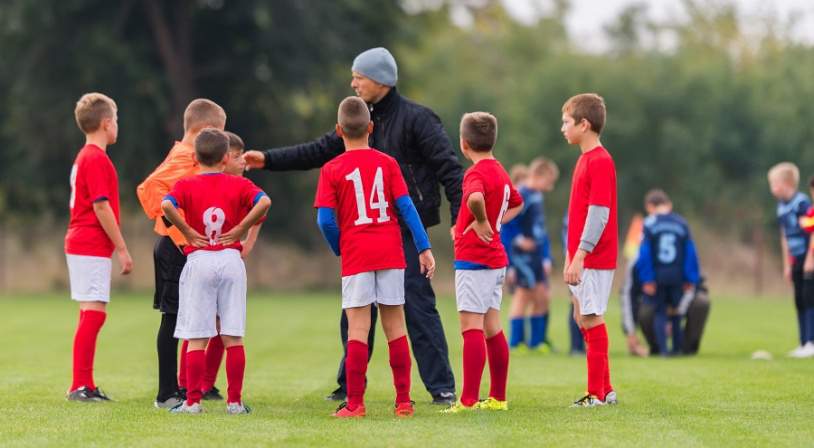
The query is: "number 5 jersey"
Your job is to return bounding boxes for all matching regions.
[453,158,522,269]
[165,173,267,256]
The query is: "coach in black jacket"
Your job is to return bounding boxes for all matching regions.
[244,47,462,404]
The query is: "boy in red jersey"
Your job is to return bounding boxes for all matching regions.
[561,93,618,407]
[65,92,133,402]
[161,129,271,414]
[315,97,436,418]
[443,112,523,413]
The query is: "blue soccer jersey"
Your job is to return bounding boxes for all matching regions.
[777,191,812,259]
[637,212,700,286]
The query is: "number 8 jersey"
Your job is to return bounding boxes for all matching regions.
[166,173,267,255]
[314,148,409,276]
[454,158,522,269]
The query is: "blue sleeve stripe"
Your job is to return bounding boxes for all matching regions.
[395,195,431,253]
[252,192,268,206]
[163,195,178,208]
[454,260,491,270]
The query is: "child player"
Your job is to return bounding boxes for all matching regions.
[637,189,700,356]
[161,128,271,414]
[444,112,523,413]
[191,131,266,401]
[314,97,436,418]
[768,163,814,358]
[65,92,133,401]
[506,157,558,352]
[561,93,618,407]
[137,99,227,408]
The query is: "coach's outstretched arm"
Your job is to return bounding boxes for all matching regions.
[244,132,345,171]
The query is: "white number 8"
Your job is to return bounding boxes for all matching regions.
[203,207,226,245]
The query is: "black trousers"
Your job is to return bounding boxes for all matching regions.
[153,236,186,400]
[638,290,710,355]
[335,231,456,396]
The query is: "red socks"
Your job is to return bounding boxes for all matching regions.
[345,340,369,411]
[461,329,486,407]
[225,345,245,404]
[388,336,412,404]
[202,336,225,392]
[185,349,205,405]
[178,339,189,390]
[486,331,509,401]
[71,309,107,391]
[585,324,609,401]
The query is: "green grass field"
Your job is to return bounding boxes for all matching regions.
[0,292,812,447]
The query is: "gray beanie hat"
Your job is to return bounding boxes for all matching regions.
[352,47,398,87]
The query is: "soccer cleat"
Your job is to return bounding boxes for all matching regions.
[90,387,112,401]
[325,387,347,402]
[440,401,477,414]
[604,390,618,405]
[226,402,252,415]
[169,401,203,414]
[787,345,805,357]
[66,386,101,402]
[792,342,814,358]
[202,386,224,401]
[394,401,415,417]
[475,397,508,411]
[154,392,185,409]
[511,344,530,355]
[431,391,456,405]
[332,402,365,418]
[571,394,605,408]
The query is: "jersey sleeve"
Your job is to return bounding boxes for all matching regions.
[314,165,337,208]
[388,157,410,199]
[462,171,485,201]
[239,177,266,209]
[85,154,115,203]
[587,157,614,207]
[166,179,187,209]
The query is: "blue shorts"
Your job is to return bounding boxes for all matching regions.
[645,284,683,309]
[510,251,545,289]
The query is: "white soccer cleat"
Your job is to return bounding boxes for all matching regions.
[604,390,618,405]
[226,402,252,415]
[793,342,814,358]
[169,402,203,414]
[787,345,806,358]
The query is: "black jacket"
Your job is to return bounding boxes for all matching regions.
[262,88,464,227]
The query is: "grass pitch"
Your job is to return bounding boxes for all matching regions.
[0,291,811,447]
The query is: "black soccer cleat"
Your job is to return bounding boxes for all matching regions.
[66,386,99,402]
[90,387,112,401]
[325,387,347,402]
[431,391,456,406]
[202,386,224,401]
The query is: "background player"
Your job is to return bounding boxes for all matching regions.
[315,97,435,418]
[65,92,133,402]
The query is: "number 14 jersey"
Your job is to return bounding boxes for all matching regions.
[454,158,522,269]
[167,173,266,256]
[314,148,409,276]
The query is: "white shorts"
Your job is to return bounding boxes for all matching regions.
[568,268,615,316]
[175,249,246,339]
[66,254,112,302]
[455,268,506,313]
[341,269,405,309]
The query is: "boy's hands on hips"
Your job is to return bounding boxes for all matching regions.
[116,247,133,275]
[419,249,436,279]
[464,219,493,243]
[183,227,209,247]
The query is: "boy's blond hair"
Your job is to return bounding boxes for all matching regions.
[528,157,559,181]
[225,131,245,152]
[562,93,606,134]
[337,96,370,139]
[184,98,227,133]
[767,162,800,188]
[460,112,497,152]
[74,92,117,134]
[510,164,528,184]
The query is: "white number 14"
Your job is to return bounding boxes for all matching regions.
[345,167,390,226]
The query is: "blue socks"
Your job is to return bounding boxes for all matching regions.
[509,318,525,348]
[529,314,548,348]
[569,304,584,353]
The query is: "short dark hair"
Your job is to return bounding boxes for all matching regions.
[225,131,245,151]
[194,128,229,166]
[460,112,498,152]
[562,93,606,134]
[644,189,671,207]
[337,96,370,139]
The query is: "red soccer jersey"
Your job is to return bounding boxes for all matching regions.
[567,146,618,269]
[314,148,408,276]
[454,159,522,269]
[64,144,120,257]
[167,173,266,256]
